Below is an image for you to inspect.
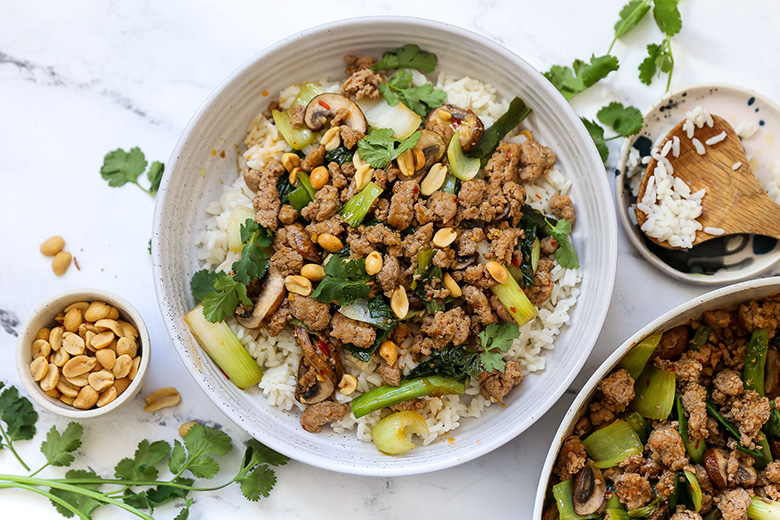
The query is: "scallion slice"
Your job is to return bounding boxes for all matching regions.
[629,366,675,420]
[582,419,643,468]
[340,181,383,228]
[619,331,662,380]
[488,263,538,326]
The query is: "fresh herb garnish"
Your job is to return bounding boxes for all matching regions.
[190,269,221,301]
[200,274,252,323]
[546,218,579,269]
[231,220,273,285]
[477,322,521,373]
[610,0,653,50]
[544,54,620,101]
[582,102,644,162]
[372,43,438,73]
[100,147,164,196]
[0,382,38,470]
[356,128,421,169]
[0,391,289,520]
[378,70,447,118]
[310,255,371,306]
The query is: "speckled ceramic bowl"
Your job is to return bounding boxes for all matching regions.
[533,276,780,518]
[152,16,617,476]
[16,288,150,419]
[616,83,780,285]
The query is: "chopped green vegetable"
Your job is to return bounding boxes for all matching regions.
[340,181,384,227]
[691,325,712,349]
[744,328,769,394]
[514,206,549,286]
[199,274,252,323]
[324,145,355,166]
[618,331,662,380]
[544,54,619,101]
[310,255,371,306]
[226,205,256,253]
[467,96,532,165]
[276,175,296,207]
[356,128,421,169]
[447,129,481,181]
[748,496,780,520]
[351,376,465,418]
[378,70,447,118]
[552,479,600,520]
[372,43,438,73]
[100,147,164,196]
[338,296,398,330]
[676,395,706,464]
[405,345,482,383]
[184,304,264,389]
[705,400,764,458]
[287,185,313,212]
[623,411,652,444]
[272,110,315,150]
[628,496,661,519]
[355,97,422,141]
[630,366,675,420]
[439,173,459,195]
[489,264,538,326]
[411,247,444,314]
[582,419,644,468]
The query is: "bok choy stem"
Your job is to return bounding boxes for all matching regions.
[350,376,465,418]
[552,479,600,520]
[582,419,643,468]
[619,331,662,380]
[488,263,538,326]
[340,181,383,227]
[748,496,780,520]
[629,366,675,420]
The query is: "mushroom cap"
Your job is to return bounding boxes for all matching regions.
[235,266,287,329]
[285,223,321,263]
[304,93,367,133]
[423,104,484,152]
[293,326,343,405]
[703,447,730,489]
[572,461,607,516]
[413,129,446,171]
[295,357,335,404]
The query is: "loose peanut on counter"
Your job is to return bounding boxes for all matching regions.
[40,235,65,256]
[143,387,181,412]
[28,299,143,411]
[52,251,72,276]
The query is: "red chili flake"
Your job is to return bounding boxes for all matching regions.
[318,100,331,110]
[510,307,517,313]
[413,185,419,194]
[317,340,331,356]
[511,256,520,268]
[452,117,462,128]
[506,150,513,159]
[535,194,542,199]
[550,238,558,248]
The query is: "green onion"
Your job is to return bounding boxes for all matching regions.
[748,496,780,520]
[627,497,661,519]
[287,186,312,211]
[683,470,703,512]
[551,479,600,520]
[619,331,662,380]
[447,129,481,181]
[297,171,317,199]
[676,395,706,464]
[351,376,465,418]
[293,82,325,107]
[691,325,712,349]
[531,237,541,273]
[467,96,533,165]
[183,304,264,389]
[340,181,383,228]
[744,328,769,394]
[605,509,629,520]
[606,493,623,510]
[272,110,315,150]
[439,173,459,194]
[629,366,675,420]
[411,247,434,290]
[226,205,255,253]
[582,419,643,468]
[756,436,774,470]
[705,400,764,458]
[488,263,538,326]
[623,411,652,444]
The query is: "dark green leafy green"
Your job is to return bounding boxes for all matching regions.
[478,322,521,373]
[544,54,619,101]
[0,382,38,449]
[356,128,421,169]
[190,269,221,302]
[598,102,643,137]
[232,219,273,285]
[50,469,102,519]
[467,96,532,165]
[324,146,355,166]
[378,70,447,118]
[114,440,171,482]
[517,206,550,286]
[100,147,164,196]
[310,255,371,306]
[200,274,252,323]
[276,175,296,207]
[406,346,482,382]
[372,43,438,73]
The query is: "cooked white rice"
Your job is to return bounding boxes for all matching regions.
[196,74,582,444]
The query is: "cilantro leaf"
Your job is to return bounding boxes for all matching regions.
[310,256,371,306]
[480,351,506,373]
[544,54,619,101]
[372,44,438,73]
[177,424,233,479]
[378,70,447,118]
[147,161,164,195]
[100,147,147,187]
[477,322,520,374]
[597,102,643,137]
[613,0,652,40]
[581,118,609,163]
[168,439,188,475]
[50,469,102,519]
[40,423,83,467]
[356,128,421,169]
[546,218,579,269]
[638,41,674,86]
[174,499,194,520]
[0,383,38,444]
[191,269,220,302]
[237,465,277,501]
[123,477,194,512]
[200,274,252,323]
[114,439,171,482]
[232,219,272,286]
[653,0,682,36]
[240,439,290,469]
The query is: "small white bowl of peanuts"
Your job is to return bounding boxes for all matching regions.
[16,289,150,419]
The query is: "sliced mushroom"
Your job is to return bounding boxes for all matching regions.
[735,460,758,486]
[650,325,690,361]
[412,129,446,171]
[295,357,334,404]
[703,447,730,489]
[766,347,780,398]
[647,500,670,520]
[235,266,286,329]
[423,104,484,152]
[304,93,367,133]
[452,253,478,270]
[293,326,342,405]
[285,223,321,263]
[572,461,607,516]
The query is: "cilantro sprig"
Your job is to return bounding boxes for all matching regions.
[0,382,38,471]
[477,322,521,373]
[378,70,447,118]
[100,147,164,196]
[545,218,579,269]
[310,255,371,306]
[356,128,421,169]
[582,102,644,162]
[0,390,289,520]
[372,44,438,73]
[544,54,620,101]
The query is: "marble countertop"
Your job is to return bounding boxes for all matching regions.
[2,1,780,518]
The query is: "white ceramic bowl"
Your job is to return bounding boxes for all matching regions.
[152,16,617,476]
[16,288,150,419]
[532,276,780,518]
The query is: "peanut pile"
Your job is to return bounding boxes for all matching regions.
[29,300,142,410]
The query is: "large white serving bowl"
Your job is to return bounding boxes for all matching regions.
[533,276,780,517]
[152,16,617,476]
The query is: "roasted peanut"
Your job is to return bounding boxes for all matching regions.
[113,354,133,379]
[365,251,383,276]
[97,386,117,407]
[438,108,452,121]
[52,251,72,275]
[300,263,326,282]
[284,275,313,297]
[338,374,358,395]
[391,286,409,319]
[64,301,89,314]
[62,332,86,356]
[49,326,63,351]
[56,378,80,398]
[179,421,198,438]
[90,330,115,350]
[62,355,97,378]
[107,306,120,320]
[63,308,82,332]
[84,330,96,352]
[352,150,367,169]
[73,386,99,409]
[118,320,138,338]
[309,165,330,190]
[30,357,49,381]
[317,233,343,253]
[486,261,509,285]
[288,166,301,186]
[432,228,457,248]
[60,394,75,406]
[88,370,114,392]
[413,149,426,170]
[66,373,89,387]
[84,301,110,322]
[113,378,132,396]
[354,164,373,191]
[32,339,51,359]
[40,364,59,392]
[443,272,462,298]
[420,163,447,196]
[40,235,65,256]
[281,152,301,173]
[129,356,141,380]
[35,327,52,341]
[95,318,122,336]
[116,337,138,358]
[96,348,116,370]
[51,348,70,367]
[45,388,61,399]
[397,149,416,176]
[143,387,181,412]
[320,127,341,151]
[379,340,398,366]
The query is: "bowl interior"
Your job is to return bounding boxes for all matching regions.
[153,16,618,475]
[16,289,150,419]
[532,276,780,518]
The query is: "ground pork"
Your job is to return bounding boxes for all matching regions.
[402,223,434,259]
[387,180,420,230]
[478,361,523,403]
[329,312,376,349]
[347,223,403,258]
[681,382,709,441]
[518,139,556,183]
[647,423,689,471]
[301,184,340,222]
[724,389,771,449]
[456,227,486,256]
[712,369,745,404]
[246,160,286,230]
[376,254,401,296]
[485,224,523,264]
[614,473,653,510]
[339,125,363,149]
[553,436,587,481]
[420,308,471,347]
[598,368,635,410]
[526,258,555,307]
[305,215,346,240]
[301,145,326,171]
[715,488,752,520]
[703,310,734,330]
[289,104,305,127]
[343,68,382,99]
[549,193,576,226]
[270,246,304,278]
[484,142,522,185]
[344,54,375,75]
[378,357,401,387]
[300,401,349,433]
[670,510,702,520]
[462,284,496,327]
[264,299,291,337]
[278,204,298,225]
[288,294,331,331]
[389,398,426,412]
[739,297,780,336]
[414,191,458,225]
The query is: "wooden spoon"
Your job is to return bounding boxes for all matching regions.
[635,114,780,249]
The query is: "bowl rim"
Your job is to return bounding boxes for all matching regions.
[615,82,780,285]
[532,275,780,518]
[152,15,618,475]
[15,288,151,419]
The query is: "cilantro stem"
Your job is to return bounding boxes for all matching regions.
[664,37,674,92]
[608,0,652,54]
[0,425,30,472]
[28,462,50,478]
[0,481,90,520]
[133,181,153,196]
[50,476,235,493]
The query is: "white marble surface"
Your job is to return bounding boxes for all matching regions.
[2,1,780,518]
